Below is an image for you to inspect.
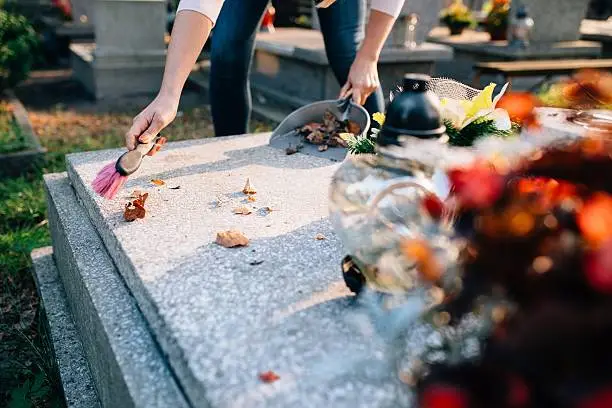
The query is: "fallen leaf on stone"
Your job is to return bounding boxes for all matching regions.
[247,195,257,202]
[347,120,361,135]
[233,206,252,215]
[124,193,148,222]
[243,178,256,195]
[250,260,264,266]
[151,179,165,186]
[261,206,274,213]
[315,233,327,240]
[259,371,280,383]
[215,230,249,248]
[318,145,328,152]
[169,186,181,190]
[286,146,298,155]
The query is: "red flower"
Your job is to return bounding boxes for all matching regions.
[448,163,505,209]
[584,239,612,294]
[578,388,612,408]
[420,384,469,408]
[578,193,612,247]
[422,193,445,220]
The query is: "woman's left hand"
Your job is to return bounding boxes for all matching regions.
[339,54,380,106]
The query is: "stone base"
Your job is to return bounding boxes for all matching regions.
[251,28,452,110]
[43,173,189,408]
[70,43,165,100]
[428,27,602,85]
[31,247,101,408]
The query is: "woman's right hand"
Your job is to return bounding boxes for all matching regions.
[125,93,179,150]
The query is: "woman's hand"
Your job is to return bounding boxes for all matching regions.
[125,93,179,150]
[339,53,380,106]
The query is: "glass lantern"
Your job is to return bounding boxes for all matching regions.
[329,74,468,295]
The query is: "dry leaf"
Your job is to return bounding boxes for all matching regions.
[318,145,328,152]
[250,260,264,266]
[243,178,256,195]
[233,206,252,215]
[259,371,280,383]
[247,195,257,202]
[124,193,149,222]
[315,233,327,240]
[151,179,165,186]
[286,146,298,155]
[216,230,249,247]
[169,186,181,190]
[261,206,274,213]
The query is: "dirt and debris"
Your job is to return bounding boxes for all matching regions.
[296,110,360,149]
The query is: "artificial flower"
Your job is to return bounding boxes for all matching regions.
[372,112,385,126]
[440,82,511,131]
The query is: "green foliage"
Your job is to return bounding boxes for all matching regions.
[445,118,518,147]
[346,135,376,155]
[0,10,39,92]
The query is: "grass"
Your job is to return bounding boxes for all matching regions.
[0,100,30,154]
[0,76,273,407]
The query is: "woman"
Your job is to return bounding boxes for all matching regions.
[126,0,405,150]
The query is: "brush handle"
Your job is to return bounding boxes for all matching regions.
[115,137,160,176]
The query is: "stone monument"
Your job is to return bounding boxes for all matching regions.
[70,0,167,100]
[428,0,601,85]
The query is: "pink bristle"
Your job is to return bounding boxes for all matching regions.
[92,162,128,200]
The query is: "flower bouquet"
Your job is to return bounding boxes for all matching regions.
[484,0,511,41]
[440,0,476,36]
[343,79,519,155]
[399,134,612,408]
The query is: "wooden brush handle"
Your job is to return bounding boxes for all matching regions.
[116,136,161,176]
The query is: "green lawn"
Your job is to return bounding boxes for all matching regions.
[0,82,273,407]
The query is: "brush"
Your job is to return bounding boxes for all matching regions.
[92,136,167,200]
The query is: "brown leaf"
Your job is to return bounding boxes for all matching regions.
[124,193,148,222]
[315,233,327,240]
[347,120,361,135]
[215,230,249,247]
[259,371,280,383]
[233,206,252,215]
[247,195,257,202]
[243,178,256,195]
[151,179,165,186]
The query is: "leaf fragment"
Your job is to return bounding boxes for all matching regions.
[215,230,249,248]
[315,233,327,240]
[124,193,149,222]
[151,179,166,186]
[243,178,257,195]
[259,371,280,383]
[247,195,257,202]
[250,260,264,266]
[169,186,181,190]
[233,206,252,215]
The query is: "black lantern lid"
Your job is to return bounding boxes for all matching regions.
[516,5,529,18]
[377,74,446,147]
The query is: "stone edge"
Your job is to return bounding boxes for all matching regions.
[44,172,192,408]
[31,247,102,408]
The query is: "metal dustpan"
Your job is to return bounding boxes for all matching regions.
[269,99,371,162]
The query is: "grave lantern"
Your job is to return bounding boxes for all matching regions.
[509,5,534,49]
[329,74,458,294]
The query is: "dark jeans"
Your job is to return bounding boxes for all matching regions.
[209,0,385,136]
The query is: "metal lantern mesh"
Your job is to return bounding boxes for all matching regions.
[390,77,483,102]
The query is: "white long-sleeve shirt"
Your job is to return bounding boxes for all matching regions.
[177,0,405,26]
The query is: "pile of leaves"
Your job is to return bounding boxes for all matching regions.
[297,110,361,150]
[407,135,612,408]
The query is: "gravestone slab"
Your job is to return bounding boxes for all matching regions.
[65,134,417,408]
[386,0,443,47]
[251,28,452,110]
[512,0,590,44]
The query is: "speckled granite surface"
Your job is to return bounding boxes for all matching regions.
[65,133,413,408]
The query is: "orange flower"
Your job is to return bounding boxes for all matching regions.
[578,193,612,247]
[496,92,540,128]
[515,177,577,209]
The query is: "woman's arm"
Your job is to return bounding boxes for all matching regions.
[340,0,405,105]
[125,5,220,149]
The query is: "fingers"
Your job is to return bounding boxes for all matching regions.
[339,82,352,99]
[138,114,166,144]
[350,78,378,105]
[351,88,363,106]
[125,115,149,150]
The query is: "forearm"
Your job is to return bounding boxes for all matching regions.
[357,9,397,61]
[159,10,212,99]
